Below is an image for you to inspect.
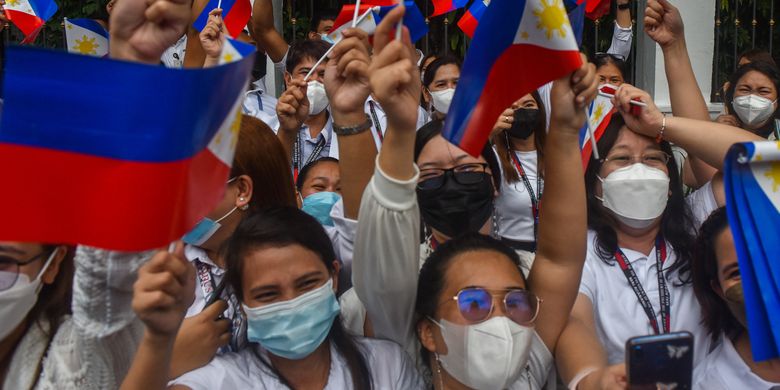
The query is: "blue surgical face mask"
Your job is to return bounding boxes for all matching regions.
[301,191,341,227]
[182,206,238,246]
[243,279,340,360]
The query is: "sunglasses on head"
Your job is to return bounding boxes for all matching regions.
[445,287,541,325]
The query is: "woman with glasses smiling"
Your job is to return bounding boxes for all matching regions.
[346,10,599,385]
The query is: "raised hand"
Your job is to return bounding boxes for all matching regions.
[132,243,195,338]
[110,0,191,64]
[324,28,372,118]
[368,4,421,133]
[644,0,684,50]
[169,300,231,378]
[276,80,310,133]
[549,54,597,134]
[200,9,225,60]
[611,84,665,138]
[492,107,515,135]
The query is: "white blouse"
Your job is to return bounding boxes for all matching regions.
[495,149,541,242]
[693,335,780,389]
[169,338,424,389]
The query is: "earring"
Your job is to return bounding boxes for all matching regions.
[491,206,500,239]
[238,197,249,211]
[434,353,444,390]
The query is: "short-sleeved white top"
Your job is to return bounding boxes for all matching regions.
[693,335,780,389]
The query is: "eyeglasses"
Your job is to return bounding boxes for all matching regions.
[595,52,626,62]
[418,163,489,191]
[446,287,541,325]
[602,151,671,169]
[0,251,47,291]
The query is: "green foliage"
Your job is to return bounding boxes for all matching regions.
[4,0,107,48]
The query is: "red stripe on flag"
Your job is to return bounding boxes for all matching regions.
[333,5,374,31]
[459,44,583,156]
[457,10,478,38]
[223,0,251,38]
[581,109,614,169]
[5,9,44,37]
[0,144,230,250]
[431,0,455,17]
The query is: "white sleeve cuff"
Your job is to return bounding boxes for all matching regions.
[370,156,420,211]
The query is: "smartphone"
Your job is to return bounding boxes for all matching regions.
[626,331,693,390]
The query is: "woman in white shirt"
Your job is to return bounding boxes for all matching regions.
[491,91,547,253]
[691,208,780,389]
[124,208,423,389]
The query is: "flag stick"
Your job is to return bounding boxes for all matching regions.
[352,0,362,27]
[395,0,403,41]
[304,7,377,81]
[217,0,222,10]
[585,107,600,160]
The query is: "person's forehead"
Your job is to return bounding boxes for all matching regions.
[433,64,460,80]
[293,57,325,72]
[610,127,659,152]
[737,71,774,89]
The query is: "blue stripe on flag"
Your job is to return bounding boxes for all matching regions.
[193,0,237,31]
[30,0,58,21]
[442,0,526,144]
[0,45,254,163]
[375,1,429,44]
[230,38,255,58]
[69,18,110,39]
[724,142,780,361]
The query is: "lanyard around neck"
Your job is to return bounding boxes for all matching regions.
[613,236,670,334]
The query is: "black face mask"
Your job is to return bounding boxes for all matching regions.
[416,171,494,238]
[507,108,540,140]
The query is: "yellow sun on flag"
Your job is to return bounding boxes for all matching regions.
[73,36,99,55]
[229,109,242,149]
[533,0,568,40]
[591,102,605,125]
[6,0,18,6]
[222,53,234,63]
[764,162,780,192]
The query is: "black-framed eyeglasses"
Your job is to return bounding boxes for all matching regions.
[601,151,672,170]
[0,251,47,291]
[417,163,489,191]
[445,287,542,325]
[595,52,627,62]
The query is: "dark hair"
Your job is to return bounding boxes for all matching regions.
[583,114,695,283]
[593,53,630,84]
[296,157,339,192]
[420,52,439,71]
[414,233,524,368]
[310,8,338,33]
[492,90,547,183]
[225,207,372,390]
[724,61,780,134]
[422,55,462,89]
[286,39,331,74]
[414,119,502,192]
[738,48,777,67]
[233,115,297,210]
[691,207,743,344]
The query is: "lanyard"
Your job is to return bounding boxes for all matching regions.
[508,149,542,239]
[773,119,780,140]
[368,101,384,143]
[292,132,327,181]
[614,236,670,335]
[255,92,263,112]
[194,259,247,352]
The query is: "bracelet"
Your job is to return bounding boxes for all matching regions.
[333,114,373,136]
[617,3,631,10]
[655,116,666,143]
[568,367,600,390]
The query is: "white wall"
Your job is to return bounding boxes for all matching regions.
[652,0,719,114]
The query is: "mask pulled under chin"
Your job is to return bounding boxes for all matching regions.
[307,80,329,116]
[597,163,670,229]
[416,171,494,238]
[724,281,747,329]
[435,316,534,390]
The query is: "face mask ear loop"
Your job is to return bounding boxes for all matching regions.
[434,352,445,390]
[34,249,59,294]
[214,206,239,224]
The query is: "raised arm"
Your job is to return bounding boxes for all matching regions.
[352,5,421,347]
[251,0,289,63]
[644,0,715,187]
[109,0,190,64]
[199,9,224,68]
[183,0,211,68]
[606,0,633,59]
[323,28,376,219]
[528,57,597,351]
[614,84,763,170]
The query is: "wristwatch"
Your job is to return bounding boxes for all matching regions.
[617,2,631,10]
[333,114,373,136]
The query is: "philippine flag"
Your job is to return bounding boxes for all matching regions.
[724,141,780,361]
[457,0,489,38]
[4,0,57,43]
[431,0,469,17]
[64,18,109,57]
[193,0,251,39]
[580,88,615,168]
[0,45,254,251]
[218,37,254,65]
[443,0,582,156]
[328,1,428,44]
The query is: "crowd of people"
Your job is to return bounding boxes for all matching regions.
[1,0,779,389]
